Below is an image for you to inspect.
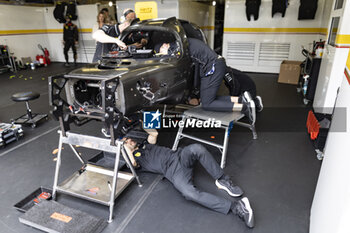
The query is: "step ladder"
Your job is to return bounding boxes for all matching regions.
[172,106,257,168]
[52,131,142,223]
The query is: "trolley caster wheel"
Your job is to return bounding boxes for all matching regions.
[303,98,309,105]
[31,123,36,128]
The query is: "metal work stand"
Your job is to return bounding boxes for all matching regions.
[52,131,142,223]
[172,106,257,168]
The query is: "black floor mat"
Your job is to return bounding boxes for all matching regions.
[19,200,107,233]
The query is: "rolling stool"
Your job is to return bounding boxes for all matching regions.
[11,91,48,128]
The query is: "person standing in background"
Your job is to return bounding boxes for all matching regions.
[63,16,78,66]
[92,11,109,63]
[100,8,115,24]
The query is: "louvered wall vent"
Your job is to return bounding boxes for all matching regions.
[258,42,290,66]
[226,42,255,65]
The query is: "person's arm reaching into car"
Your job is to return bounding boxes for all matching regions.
[92,29,127,50]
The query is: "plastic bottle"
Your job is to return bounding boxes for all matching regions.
[303,75,309,95]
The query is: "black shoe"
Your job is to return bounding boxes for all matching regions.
[215,177,243,197]
[241,100,255,124]
[232,197,255,228]
[255,96,263,112]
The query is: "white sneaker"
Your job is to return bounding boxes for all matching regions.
[255,96,263,112]
[243,91,252,103]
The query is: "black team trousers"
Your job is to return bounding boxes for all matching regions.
[64,40,77,63]
[164,144,232,214]
[200,58,234,112]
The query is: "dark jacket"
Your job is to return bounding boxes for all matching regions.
[63,22,78,42]
[187,38,218,78]
[100,24,121,54]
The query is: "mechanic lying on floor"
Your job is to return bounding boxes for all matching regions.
[123,128,255,228]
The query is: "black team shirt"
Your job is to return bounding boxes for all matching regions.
[100,24,121,55]
[187,38,218,78]
[133,143,178,174]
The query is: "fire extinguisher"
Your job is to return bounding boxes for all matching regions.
[313,40,325,58]
[36,55,45,65]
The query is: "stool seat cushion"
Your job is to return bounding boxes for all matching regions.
[11,91,40,102]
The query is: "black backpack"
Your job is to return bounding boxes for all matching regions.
[66,1,78,20]
[53,2,66,23]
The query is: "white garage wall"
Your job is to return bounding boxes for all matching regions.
[319,0,333,39]
[0,4,98,63]
[43,4,98,63]
[116,0,215,48]
[310,72,350,233]
[0,5,50,61]
[116,0,179,21]
[223,0,331,73]
[178,1,215,48]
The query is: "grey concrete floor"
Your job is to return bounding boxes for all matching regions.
[0,64,321,233]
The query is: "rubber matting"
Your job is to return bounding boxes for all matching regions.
[19,200,107,233]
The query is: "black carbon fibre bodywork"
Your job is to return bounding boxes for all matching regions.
[49,17,206,139]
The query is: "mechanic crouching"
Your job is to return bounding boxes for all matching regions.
[123,128,255,228]
[187,38,256,122]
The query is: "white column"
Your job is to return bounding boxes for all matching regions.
[310,73,350,233]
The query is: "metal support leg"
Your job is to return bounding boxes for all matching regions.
[220,126,230,168]
[52,132,63,200]
[121,147,142,187]
[250,124,257,140]
[108,142,121,223]
[235,121,258,140]
[172,115,186,151]
[25,101,33,119]
[68,144,85,164]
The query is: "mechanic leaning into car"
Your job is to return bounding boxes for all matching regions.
[92,8,136,62]
[123,127,255,228]
[188,38,260,122]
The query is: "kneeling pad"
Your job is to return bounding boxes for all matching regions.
[19,200,107,233]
